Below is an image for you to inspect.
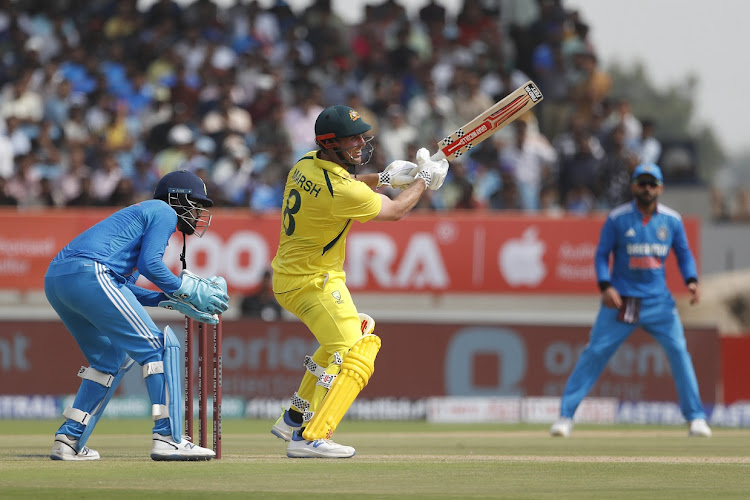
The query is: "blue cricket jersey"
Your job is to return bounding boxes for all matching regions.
[595,201,697,298]
[51,199,182,301]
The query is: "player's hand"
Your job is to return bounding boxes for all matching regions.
[172,270,230,315]
[207,276,228,296]
[414,147,449,191]
[377,160,418,188]
[159,299,220,324]
[687,282,700,305]
[602,286,622,309]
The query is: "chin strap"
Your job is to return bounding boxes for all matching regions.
[180,232,187,271]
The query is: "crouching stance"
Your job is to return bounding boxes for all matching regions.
[268,105,448,458]
[47,170,229,461]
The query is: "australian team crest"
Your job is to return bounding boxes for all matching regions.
[331,290,344,304]
[349,109,361,122]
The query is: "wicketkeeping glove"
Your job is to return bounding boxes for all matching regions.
[414,147,449,190]
[158,298,219,325]
[377,160,419,189]
[171,270,230,315]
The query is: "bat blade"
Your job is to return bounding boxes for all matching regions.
[433,80,544,161]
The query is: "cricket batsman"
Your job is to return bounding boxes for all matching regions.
[269,105,448,457]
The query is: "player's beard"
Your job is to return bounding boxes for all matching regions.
[634,189,658,209]
[176,214,197,235]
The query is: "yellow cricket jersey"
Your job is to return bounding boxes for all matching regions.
[272,151,382,292]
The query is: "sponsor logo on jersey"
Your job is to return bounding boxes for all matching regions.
[626,243,669,257]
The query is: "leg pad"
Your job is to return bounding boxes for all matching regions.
[303,334,381,440]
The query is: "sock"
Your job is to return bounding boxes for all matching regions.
[288,409,304,425]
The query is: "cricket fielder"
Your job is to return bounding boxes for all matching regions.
[550,163,711,438]
[46,170,229,461]
[270,105,448,458]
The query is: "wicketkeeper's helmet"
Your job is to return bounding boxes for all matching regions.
[153,170,213,237]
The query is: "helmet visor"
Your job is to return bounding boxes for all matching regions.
[168,191,213,237]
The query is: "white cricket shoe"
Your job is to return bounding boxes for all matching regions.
[50,434,100,461]
[688,419,712,437]
[271,409,301,442]
[550,417,573,437]
[287,432,355,458]
[150,433,216,461]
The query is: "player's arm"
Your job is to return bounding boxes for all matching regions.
[353,173,378,189]
[374,153,447,221]
[124,273,168,307]
[671,218,698,283]
[671,217,700,304]
[595,217,621,308]
[374,177,427,221]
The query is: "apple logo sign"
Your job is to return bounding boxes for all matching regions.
[499,226,546,286]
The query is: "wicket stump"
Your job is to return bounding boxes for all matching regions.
[184,316,222,458]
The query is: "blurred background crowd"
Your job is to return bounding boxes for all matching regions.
[0,0,732,216]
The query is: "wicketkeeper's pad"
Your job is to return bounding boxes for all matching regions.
[302,333,381,440]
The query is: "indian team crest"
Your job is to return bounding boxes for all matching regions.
[331,290,344,304]
[657,226,668,240]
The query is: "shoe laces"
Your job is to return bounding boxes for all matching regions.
[313,439,338,446]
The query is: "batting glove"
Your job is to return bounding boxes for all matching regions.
[377,160,419,189]
[415,147,449,191]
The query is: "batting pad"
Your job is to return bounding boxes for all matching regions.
[302,334,381,440]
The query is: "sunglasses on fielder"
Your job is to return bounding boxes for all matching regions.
[635,179,661,188]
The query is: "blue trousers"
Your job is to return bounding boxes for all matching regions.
[45,258,170,437]
[559,294,707,422]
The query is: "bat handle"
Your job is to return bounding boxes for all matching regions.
[430,151,447,162]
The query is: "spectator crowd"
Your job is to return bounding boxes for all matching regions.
[0,0,665,214]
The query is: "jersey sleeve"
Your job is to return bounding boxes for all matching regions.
[332,179,382,223]
[671,217,698,282]
[136,203,182,293]
[126,276,168,307]
[594,216,616,282]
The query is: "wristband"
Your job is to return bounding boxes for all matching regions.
[377,171,390,187]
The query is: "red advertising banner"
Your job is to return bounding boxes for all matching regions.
[0,209,699,295]
[0,319,719,404]
[720,336,750,404]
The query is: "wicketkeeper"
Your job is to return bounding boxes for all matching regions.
[269,105,449,458]
[46,170,229,461]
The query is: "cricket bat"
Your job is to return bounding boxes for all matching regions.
[431,80,544,161]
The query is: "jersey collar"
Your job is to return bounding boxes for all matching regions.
[314,150,352,178]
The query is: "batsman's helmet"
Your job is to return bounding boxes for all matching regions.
[153,170,213,237]
[315,105,372,142]
[315,105,374,166]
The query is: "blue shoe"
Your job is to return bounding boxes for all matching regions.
[271,408,301,442]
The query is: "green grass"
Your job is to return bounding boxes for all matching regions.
[1,419,750,499]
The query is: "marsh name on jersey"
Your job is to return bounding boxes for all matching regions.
[291,168,321,198]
